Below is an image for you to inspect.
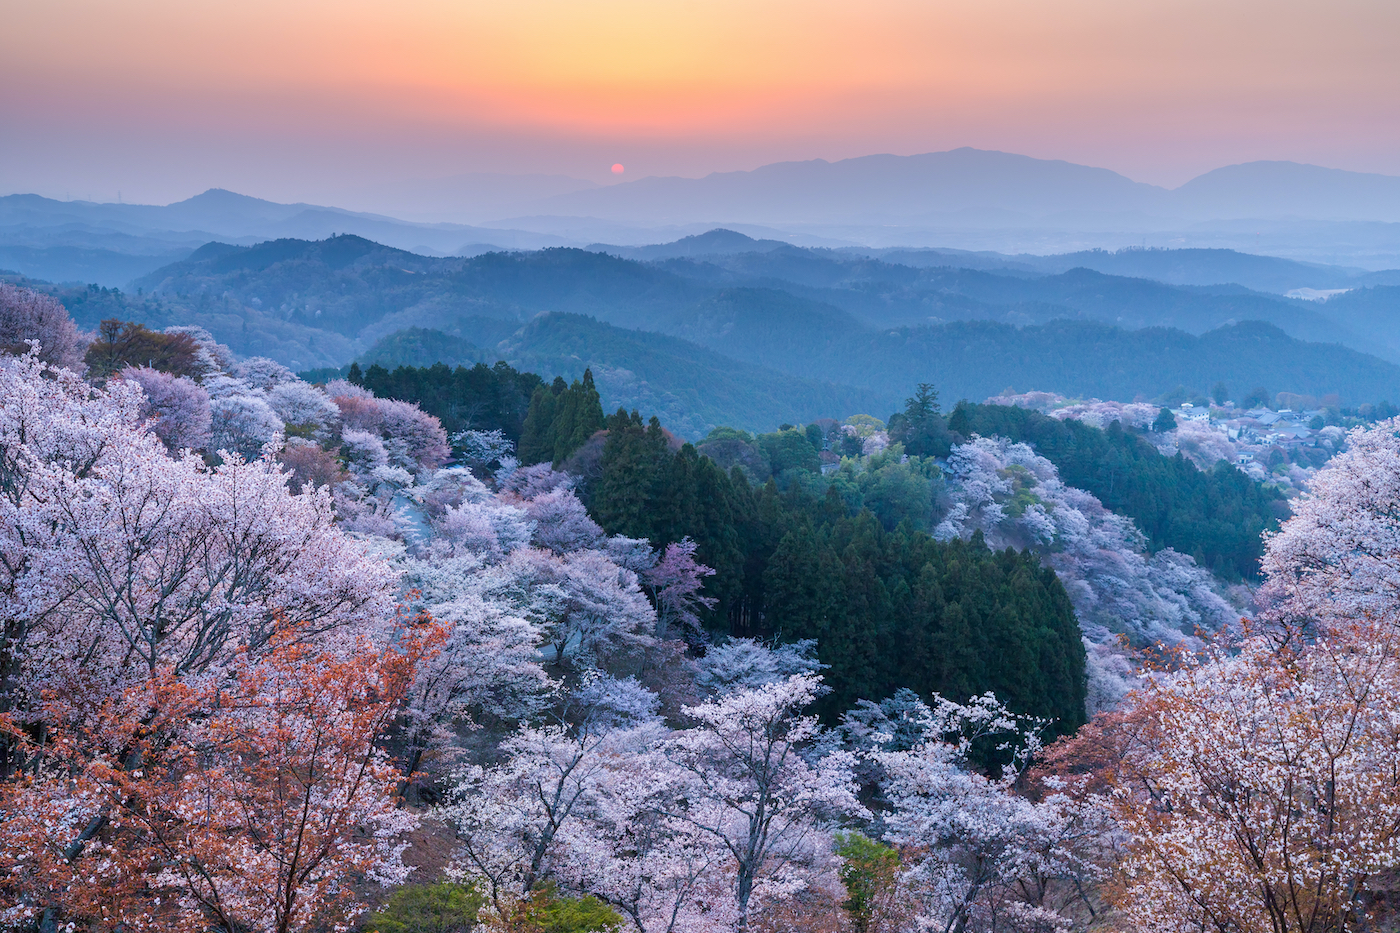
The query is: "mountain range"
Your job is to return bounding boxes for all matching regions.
[7,149,1400,287]
[8,225,1400,435]
[542,152,1400,226]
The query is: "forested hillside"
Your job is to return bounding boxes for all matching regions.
[324,317,890,438]
[12,234,1400,438]
[4,280,1397,932]
[949,401,1289,577]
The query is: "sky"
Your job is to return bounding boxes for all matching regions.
[2,0,1399,206]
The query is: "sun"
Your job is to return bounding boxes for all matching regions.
[611,163,625,174]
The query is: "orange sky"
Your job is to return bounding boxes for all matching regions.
[2,0,1398,204]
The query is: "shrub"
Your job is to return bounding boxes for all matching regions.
[364,882,484,933]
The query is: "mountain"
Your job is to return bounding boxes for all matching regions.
[129,235,1367,354]
[0,189,579,286]
[1003,248,1360,294]
[1173,162,1400,223]
[10,151,1400,289]
[541,148,1170,225]
[350,314,1400,429]
[587,228,791,260]
[355,327,493,371]
[21,230,1400,430]
[0,244,192,291]
[542,150,1400,228]
[108,233,1400,370]
[784,319,1400,409]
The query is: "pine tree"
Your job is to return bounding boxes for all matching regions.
[550,369,605,465]
[518,381,563,465]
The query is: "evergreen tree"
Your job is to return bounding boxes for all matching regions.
[356,360,544,443]
[889,382,954,458]
[551,369,605,464]
[590,410,673,539]
[519,380,564,465]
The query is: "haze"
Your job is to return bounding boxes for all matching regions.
[3,0,1399,206]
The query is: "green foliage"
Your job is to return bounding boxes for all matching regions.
[888,383,953,458]
[517,370,606,466]
[1242,386,1272,409]
[757,427,820,475]
[949,401,1288,579]
[524,887,624,933]
[83,318,201,379]
[824,445,940,531]
[363,882,484,933]
[586,428,1085,732]
[1152,407,1178,432]
[300,365,348,383]
[590,409,745,615]
[697,428,772,483]
[359,327,490,370]
[1212,381,1231,405]
[844,414,885,431]
[762,513,1085,732]
[353,360,545,443]
[835,832,901,933]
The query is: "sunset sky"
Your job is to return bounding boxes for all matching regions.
[3,0,1398,205]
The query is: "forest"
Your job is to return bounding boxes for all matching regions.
[1,280,1398,933]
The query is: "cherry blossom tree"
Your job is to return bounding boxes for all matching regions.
[0,619,437,932]
[330,382,385,432]
[1259,417,1400,631]
[164,324,235,378]
[643,538,716,641]
[119,364,213,451]
[378,397,451,473]
[443,704,662,908]
[0,348,420,928]
[691,638,821,695]
[524,487,607,554]
[327,384,449,475]
[394,561,552,788]
[278,438,348,493]
[560,748,738,933]
[209,391,285,460]
[1172,417,1237,471]
[1106,618,1400,933]
[988,392,1159,432]
[0,350,395,728]
[873,693,1110,933]
[267,380,341,442]
[503,463,577,499]
[489,547,656,667]
[232,356,300,391]
[663,673,861,930]
[0,282,86,370]
[455,428,518,478]
[0,353,150,737]
[936,436,1236,709]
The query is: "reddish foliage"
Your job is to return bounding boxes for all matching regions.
[0,618,447,932]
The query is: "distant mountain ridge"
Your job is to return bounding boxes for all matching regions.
[6,148,1400,287]
[15,231,1400,436]
[543,149,1400,226]
[114,233,1400,368]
